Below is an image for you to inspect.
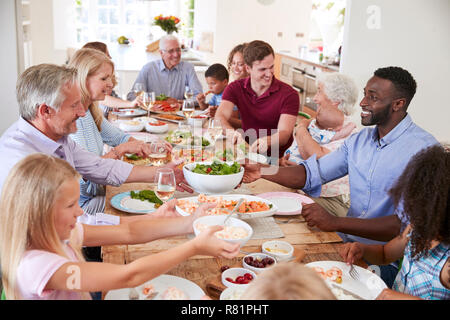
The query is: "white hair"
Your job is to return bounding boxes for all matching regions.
[16,64,78,120]
[159,34,179,50]
[316,72,359,116]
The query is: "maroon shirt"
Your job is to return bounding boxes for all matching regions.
[222,77,299,156]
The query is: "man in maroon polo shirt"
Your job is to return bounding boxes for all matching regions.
[215,40,299,160]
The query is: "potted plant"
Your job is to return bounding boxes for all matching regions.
[153,15,180,34]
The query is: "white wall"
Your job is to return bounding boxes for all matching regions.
[341,0,450,142]
[194,0,312,66]
[0,0,20,135]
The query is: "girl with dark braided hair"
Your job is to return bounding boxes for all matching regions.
[340,144,449,299]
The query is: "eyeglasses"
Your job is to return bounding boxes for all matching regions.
[162,47,182,55]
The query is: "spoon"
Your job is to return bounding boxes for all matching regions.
[223,198,245,226]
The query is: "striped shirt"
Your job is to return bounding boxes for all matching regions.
[69,110,131,209]
[393,239,450,299]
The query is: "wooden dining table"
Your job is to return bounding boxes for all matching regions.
[102,111,345,299]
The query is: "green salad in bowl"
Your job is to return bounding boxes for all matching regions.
[191,161,241,175]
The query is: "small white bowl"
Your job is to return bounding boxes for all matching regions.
[193,215,253,247]
[220,286,248,300]
[262,240,294,261]
[221,268,256,288]
[183,161,244,194]
[118,120,144,132]
[145,118,169,133]
[242,253,277,274]
[187,113,208,127]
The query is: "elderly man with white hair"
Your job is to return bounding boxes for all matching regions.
[127,35,203,100]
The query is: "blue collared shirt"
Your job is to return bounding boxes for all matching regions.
[0,117,133,193]
[302,114,438,244]
[127,59,203,100]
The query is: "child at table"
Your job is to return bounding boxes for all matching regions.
[340,144,450,300]
[196,63,229,118]
[0,153,240,300]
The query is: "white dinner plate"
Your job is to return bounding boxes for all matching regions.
[305,261,387,300]
[104,274,205,300]
[257,192,314,215]
[111,108,147,117]
[110,191,159,214]
[176,194,278,219]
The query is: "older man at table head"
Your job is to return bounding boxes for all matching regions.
[127,35,203,101]
[0,63,191,223]
[215,40,299,161]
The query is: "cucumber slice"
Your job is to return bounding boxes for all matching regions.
[298,111,311,119]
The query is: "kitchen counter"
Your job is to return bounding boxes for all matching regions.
[277,50,340,72]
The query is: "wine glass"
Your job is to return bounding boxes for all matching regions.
[154,168,176,202]
[182,99,195,120]
[132,82,145,98]
[142,92,155,117]
[208,118,223,142]
[149,141,167,166]
[184,86,194,101]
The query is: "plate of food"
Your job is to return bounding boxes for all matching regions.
[152,113,186,124]
[257,192,314,215]
[122,153,152,166]
[305,261,387,300]
[165,130,213,149]
[110,190,163,214]
[112,108,147,117]
[176,193,278,219]
[148,94,181,113]
[104,274,205,300]
[172,147,215,163]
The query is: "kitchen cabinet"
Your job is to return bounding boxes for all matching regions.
[275,52,337,118]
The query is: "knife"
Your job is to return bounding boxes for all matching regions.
[329,283,365,300]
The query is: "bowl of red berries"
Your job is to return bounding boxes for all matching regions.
[221,267,256,288]
[242,253,276,274]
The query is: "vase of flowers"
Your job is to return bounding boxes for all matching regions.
[153,15,180,34]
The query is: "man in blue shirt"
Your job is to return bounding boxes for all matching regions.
[127,35,203,101]
[243,66,438,245]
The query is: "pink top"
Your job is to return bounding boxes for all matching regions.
[222,77,300,156]
[16,223,88,300]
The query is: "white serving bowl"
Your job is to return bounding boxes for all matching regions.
[221,268,256,288]
[193,215,253,247]
[145,118,169,133]
[187,113,208,127]
[220,285,248,300]
[242,253,277,274]
[118,120,144,132]
[183,161,244,194]
[262,240,294,261]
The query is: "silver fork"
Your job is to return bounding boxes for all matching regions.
[348,264,360,281]
[223,198,245,226]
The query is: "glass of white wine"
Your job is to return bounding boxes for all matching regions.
[142,92,155,117]
[149,141,167,166]
[184,86,194,101]
[182,100,195,120]
[133,82,145,98]
[155,168,176,202]
[208,118,223,142]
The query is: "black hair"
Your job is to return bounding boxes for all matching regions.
[205,63,229,81]
[374,66,417,107]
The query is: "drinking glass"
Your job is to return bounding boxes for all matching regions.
[149,141,167,166]
[184,86,194,101]
[142,92,155,117]
[182,99,195,120]
[154,168,176,202]
[132,83,145,98]
[207,118,223,142]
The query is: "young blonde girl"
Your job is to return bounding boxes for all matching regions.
[340,144,450,300]
[0,153,239,300]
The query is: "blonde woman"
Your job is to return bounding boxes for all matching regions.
[0,153,239,300]
[67,48,168,215]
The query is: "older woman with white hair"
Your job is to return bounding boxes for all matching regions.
[127,34,203,101]
[281,72,359,218]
